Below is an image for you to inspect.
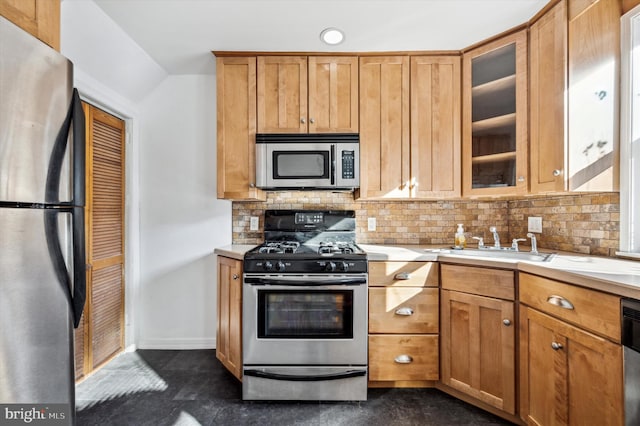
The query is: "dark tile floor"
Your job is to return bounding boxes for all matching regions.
[76,350,514,426]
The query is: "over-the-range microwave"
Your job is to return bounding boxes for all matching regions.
[255,133,360,189]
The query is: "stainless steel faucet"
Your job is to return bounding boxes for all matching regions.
[527,232,538,254]
[489,226,500,248]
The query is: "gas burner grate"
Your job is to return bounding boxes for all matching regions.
[258,241,300,254]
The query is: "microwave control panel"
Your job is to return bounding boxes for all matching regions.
[342,150,355,179]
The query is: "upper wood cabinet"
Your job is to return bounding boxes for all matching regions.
[308,56,359,133]
[0,0,59,51]
[410,56,462,199]
[358,56,411,199]
[358,55,461,200]
[257,56,358,133]
[462,30,528,197]
[216,56,265,201]
[567,0,620,191]
[530,0,567,193]
[530,0,621,194]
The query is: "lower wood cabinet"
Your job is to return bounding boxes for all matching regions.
[440,264,516,415]
[368,261,439,386]
[519,306,623,426]
[369,334,439,382]
[216,255,243,379]
[519,272,623,425]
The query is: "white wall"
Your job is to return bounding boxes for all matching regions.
[137,74,232,349]
[62,0,232,350]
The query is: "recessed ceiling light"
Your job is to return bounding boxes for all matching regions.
[320,28,345,45]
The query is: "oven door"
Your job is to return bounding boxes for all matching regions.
[243,274,368,366]
[256,143,334,188]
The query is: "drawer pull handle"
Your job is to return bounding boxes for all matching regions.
[394,307,414,316]
[547,295,574,310]
[551,342,563,351]
[394,354,413,364]
[503,319,512,326]
[394,272,411,280]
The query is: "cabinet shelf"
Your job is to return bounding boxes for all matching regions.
[472,151,516,164]
[471,113,516,135]
[472,74,516,95]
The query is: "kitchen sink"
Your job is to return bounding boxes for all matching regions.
[426,248,556,262]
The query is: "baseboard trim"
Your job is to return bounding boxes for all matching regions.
[137,337,216,350]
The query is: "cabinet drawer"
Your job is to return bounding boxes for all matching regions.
[369,287,438,334]
[368,335,439,381]
[441,264,515,300]
[519,272,621,342]
[369,261,439,287]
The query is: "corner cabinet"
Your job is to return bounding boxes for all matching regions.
[368,261,439,387]
[216,56,265,201]
[440,264,516,416]
[519,272,623,425]
[216,256,243,380]
[462,30,528,197]
[257,56,358,133]
[0,0,59,51]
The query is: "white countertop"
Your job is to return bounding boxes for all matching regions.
[215,244,640,299]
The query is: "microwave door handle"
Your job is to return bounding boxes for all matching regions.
[330,145,336,185]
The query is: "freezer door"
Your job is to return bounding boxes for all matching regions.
[0,207,74,410]
[0,17,73,204]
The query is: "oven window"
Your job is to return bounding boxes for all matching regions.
[257,290,353,339]
[273,151,329,179]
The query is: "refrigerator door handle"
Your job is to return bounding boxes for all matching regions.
[72,89,86,206]
[45,88,85,206]
[43,208,86,328]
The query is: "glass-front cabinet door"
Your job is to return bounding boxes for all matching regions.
[462,30,528,196]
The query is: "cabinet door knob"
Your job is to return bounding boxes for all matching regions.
[394,272,411,280]
[547,295,574,310]
[394,307,414,316]
[249,183,255,188]
[309,118,315,124]
[232,274,239,280]
[503,319,512,326]
[300,118,306,124]
[551,342,563,351]
[553,169,562,177]
[394,354,413,364]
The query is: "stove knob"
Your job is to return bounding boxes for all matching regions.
[276,261,286,272]
[340,262,349,272]
[325,261,337,272]
[264,261,274,271]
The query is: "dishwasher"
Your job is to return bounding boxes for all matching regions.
[623,298,640,426]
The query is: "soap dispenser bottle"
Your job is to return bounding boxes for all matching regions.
[454,224,466,249]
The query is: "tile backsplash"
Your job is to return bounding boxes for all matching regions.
[232,191,619,256]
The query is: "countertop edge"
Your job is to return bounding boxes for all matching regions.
[215,243,640,299]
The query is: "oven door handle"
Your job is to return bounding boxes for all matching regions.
[244,276,367,286]
[243,369,367,382]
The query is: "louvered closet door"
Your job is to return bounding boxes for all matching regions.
[75,103,125,379]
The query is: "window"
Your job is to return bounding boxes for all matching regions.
[619,4,640,258]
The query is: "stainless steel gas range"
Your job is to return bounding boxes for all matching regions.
[242,210,368,401]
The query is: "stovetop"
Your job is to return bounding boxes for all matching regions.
[243,210,367,274]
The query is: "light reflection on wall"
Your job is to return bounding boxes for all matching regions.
[568,59,616,191]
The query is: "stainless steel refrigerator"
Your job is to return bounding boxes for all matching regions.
[0,16,86,425]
